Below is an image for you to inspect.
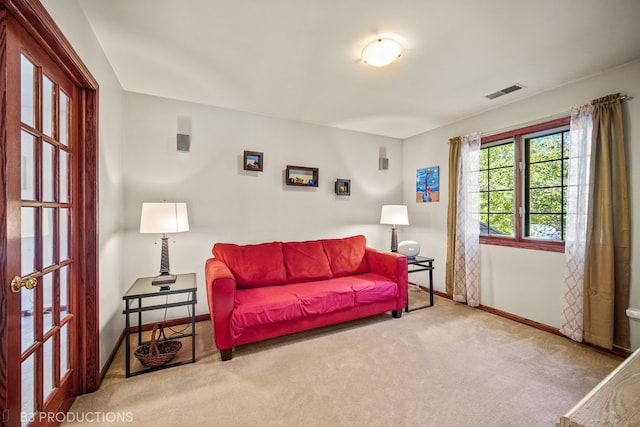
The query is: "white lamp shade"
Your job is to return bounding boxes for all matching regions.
[362,38,401,67]
[380,205,409,225]
[140,202,190,233]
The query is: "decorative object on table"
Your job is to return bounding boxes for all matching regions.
[380,205,409,252]
[335,179,351,195]
[398,240,421,259]
[134,323,182,367]
[416,166,440,203]
[285,165,319,187]
[139,202,190,288]
[243,150,263,171]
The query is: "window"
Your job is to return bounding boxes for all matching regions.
[479,117,570,252]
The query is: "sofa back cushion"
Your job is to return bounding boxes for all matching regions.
[282,240,333,283]
[321,235,369,277]
[212,242,287,288]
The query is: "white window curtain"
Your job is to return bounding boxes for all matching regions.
[452,133,481,307]
[559,104,593,342]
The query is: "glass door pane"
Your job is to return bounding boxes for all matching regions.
[43,141,55,202]
[20,55,35,127]
[21,131,36,200]
[42,74,55,138]
[21,353,35,427]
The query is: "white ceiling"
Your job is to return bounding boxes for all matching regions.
[75,0,640,139]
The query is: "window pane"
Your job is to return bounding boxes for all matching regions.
[60,323,70,377]
[480,192,489,212]
[21,131,36,201]
[21,207,36,275]
[479,170,488,191]
[21,352,35,427]
[43,74,55,137]
[60,150,69,202]
[488,214,513,235]
[529,214,563,239]
[479,148,488,169]
[489,143,514,168]
[60,91,69,146]
[489,167,513,191]
[44,336,55,403]
[60,266,69,318]
[43,208,55,268]
[530,160,562,187]
[60,208,69,261]
[489,190,514,213]
[42,273,54,333]
[21,288,35,352]
[43,142,55,202]
[21,54,35,127]
[529,133,562,162]
[530,187,562,213]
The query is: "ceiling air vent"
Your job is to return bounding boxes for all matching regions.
[485,83,526,100]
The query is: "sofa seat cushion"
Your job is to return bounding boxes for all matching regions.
[213,242,287,289]
[229,274,399,340]
[282,240,333,283]
[321,235,369,277]
[231,286,304,339]
[285,280,355,316]
[349,273,399,305]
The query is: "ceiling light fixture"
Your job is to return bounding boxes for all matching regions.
[362,38,401,67]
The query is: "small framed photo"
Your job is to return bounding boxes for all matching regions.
[243,151,263,172]
[285,165,319,187]
[335,179,351,196]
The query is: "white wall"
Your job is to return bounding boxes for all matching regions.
[403,60,640,351]
[41,2,640,368]
[42,0,126,367]
[121,93,403,319]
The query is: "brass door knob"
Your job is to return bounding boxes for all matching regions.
[10,276,37,293]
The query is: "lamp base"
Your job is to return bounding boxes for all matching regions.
[152,273,176,290]
[390,226,399,252]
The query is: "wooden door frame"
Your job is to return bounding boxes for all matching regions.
[0,0,99,420]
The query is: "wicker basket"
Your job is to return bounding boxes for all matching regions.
[134,324,182,367]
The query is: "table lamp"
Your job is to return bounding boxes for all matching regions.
[380,205,408,252]
[140,202,189,288]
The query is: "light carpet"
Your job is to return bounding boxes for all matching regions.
[63,292,622,427]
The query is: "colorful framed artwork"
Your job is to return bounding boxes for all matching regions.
[243,150,263,171]
[335,179,351,195]
[416,166,439,202]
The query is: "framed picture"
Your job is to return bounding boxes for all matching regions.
[416,166,440,202]
[335,179,351,195]
[285,165,319,187]
[243,150,263,171]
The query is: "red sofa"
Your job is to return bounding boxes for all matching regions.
[205,235,408,361]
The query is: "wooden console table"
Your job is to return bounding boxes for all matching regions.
[558,347,640,426]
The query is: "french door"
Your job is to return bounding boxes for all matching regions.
[1,2,99,426]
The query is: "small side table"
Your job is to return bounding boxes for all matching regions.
[122,273,197,377]
[406,256,434,312]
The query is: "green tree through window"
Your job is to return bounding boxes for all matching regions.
[479,142,515,235]
[478,117,570,252]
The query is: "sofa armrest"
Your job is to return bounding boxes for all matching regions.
[365,248,408,309]
[205,258,236,350]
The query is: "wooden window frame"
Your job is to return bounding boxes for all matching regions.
[479,117,570,253]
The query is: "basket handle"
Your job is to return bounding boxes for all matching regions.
[148,324,168,356]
